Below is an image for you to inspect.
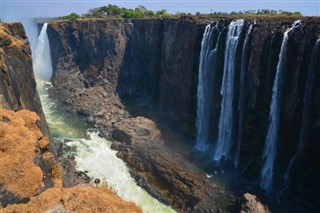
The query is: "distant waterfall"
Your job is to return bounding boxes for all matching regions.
[34,23,52,81]
[213,19,244,161]
[260,20,301,192]
[195,23,218,151]
[235,24,253,167]
[298,37,320,155]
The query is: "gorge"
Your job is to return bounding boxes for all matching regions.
[1,14,319,213]
[45,16,320,212]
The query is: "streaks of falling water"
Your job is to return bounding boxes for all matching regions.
[260,20,301,192]
[298,37,320,155]
[195,23,218,151]
[278,36,320,199]
[214,19,244,161]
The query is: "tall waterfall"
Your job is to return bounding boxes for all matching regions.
[195,23,218,151]
[213,19,244,161]
[235,24,253,167]
[260,20,301,192]
[34,23,52,81]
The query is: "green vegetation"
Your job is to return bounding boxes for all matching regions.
[62,12,80,21]
[83,4,173,18]
[202,9,302,17]
[51,5,303,21]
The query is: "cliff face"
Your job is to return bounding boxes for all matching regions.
[47,17,320,212]
[0,22,56,207]
[47,17,204,128]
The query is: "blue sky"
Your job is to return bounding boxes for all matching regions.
[1,0,320,21]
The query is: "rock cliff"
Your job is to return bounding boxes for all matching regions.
[46,17,320,212]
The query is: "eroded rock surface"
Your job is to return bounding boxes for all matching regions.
[241,193,270,213]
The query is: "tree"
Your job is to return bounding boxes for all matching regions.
[123,9,143,18]
[155,9,172,17]
[138,5,148,14]
[145,10,155,17]
[87,8,103,17]
[65,12,80,21]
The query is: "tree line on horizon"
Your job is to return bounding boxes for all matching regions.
[56,4,302,21]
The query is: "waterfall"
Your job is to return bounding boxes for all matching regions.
[260,20,301,192]
[235,24,253,167]
[278,37,320,199]
[195,23,218,151]
[33,23,52,81]
[298,37,320,155]
[213,19,244,161]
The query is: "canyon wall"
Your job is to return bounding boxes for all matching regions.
[47,18,204,129]
[46,17,320,212]
[0,22,55,207]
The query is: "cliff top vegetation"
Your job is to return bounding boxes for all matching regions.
[43,4,302,22]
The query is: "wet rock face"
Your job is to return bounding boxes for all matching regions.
[0,23,56,207]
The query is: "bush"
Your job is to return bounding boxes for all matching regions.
[64,12,80,21]
[123,9,144,18]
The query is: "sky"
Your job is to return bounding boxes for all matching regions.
[1,0,320,21]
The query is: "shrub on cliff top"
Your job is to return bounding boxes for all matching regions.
[63,12,80,21]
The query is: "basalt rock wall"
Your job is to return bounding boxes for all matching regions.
[47,18,204,129]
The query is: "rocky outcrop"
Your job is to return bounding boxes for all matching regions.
[0,22,56,207]
[46,17,320,212]
[0,109,55,207]
[241,193,270,213]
